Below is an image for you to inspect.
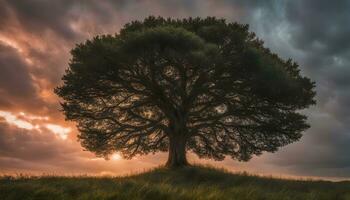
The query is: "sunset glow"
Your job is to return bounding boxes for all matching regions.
[0,35,23,53]
[45,124,71,140]
[0,111,35,130]
[0,110,70,140]
[111,153,122,161]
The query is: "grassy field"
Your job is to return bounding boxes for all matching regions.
[1,166,350,200]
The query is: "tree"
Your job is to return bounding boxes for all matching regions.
[55,16,316,168]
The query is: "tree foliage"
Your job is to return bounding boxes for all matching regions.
[55,16,315,167]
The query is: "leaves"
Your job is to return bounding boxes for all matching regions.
[55,16,316,162]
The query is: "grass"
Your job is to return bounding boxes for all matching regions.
[1,165,350,200]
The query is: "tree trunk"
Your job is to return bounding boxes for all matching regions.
[165,135,188,168]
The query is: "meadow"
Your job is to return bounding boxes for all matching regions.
[1,166,350,200]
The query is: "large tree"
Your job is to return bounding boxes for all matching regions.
[55,16,315,168]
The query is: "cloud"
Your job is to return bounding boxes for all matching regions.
[0,121,75,163]
[0,110,70,138]
[2,0,76,40]
[285,0,350,56]
[0,120,161,175]
[0,111,36,129]
[0,43,43,111]
[239,0,350,178]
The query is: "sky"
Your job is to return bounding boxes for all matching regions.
[0,0,350,180]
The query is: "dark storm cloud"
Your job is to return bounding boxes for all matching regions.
[1,0,112,40]
[0,0,123,88]
[0,43,43,110]
[283,0,350,82]
[244,0,350,178]
[1,0,120,39]
[286,0,350,56]
[0,44,34,96]
[283,0,350,126]
[3,0,76,40]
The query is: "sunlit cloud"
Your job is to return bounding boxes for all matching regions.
[0,111,35,130]
[45,124,71,140]
[0,110,70,140]
[0,35,24,53]
[0,35,35,65]
[90,153,122,161]
[90,157,104,161]
[19,112,49,121]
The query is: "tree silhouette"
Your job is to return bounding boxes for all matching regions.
[55,16,315,168]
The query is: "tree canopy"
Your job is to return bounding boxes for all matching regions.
[55,16,316,167]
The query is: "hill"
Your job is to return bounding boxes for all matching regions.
[1,166,350,200]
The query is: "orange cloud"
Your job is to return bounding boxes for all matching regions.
[0,110,70,140]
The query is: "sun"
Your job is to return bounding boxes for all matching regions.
[111,153,122,160]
